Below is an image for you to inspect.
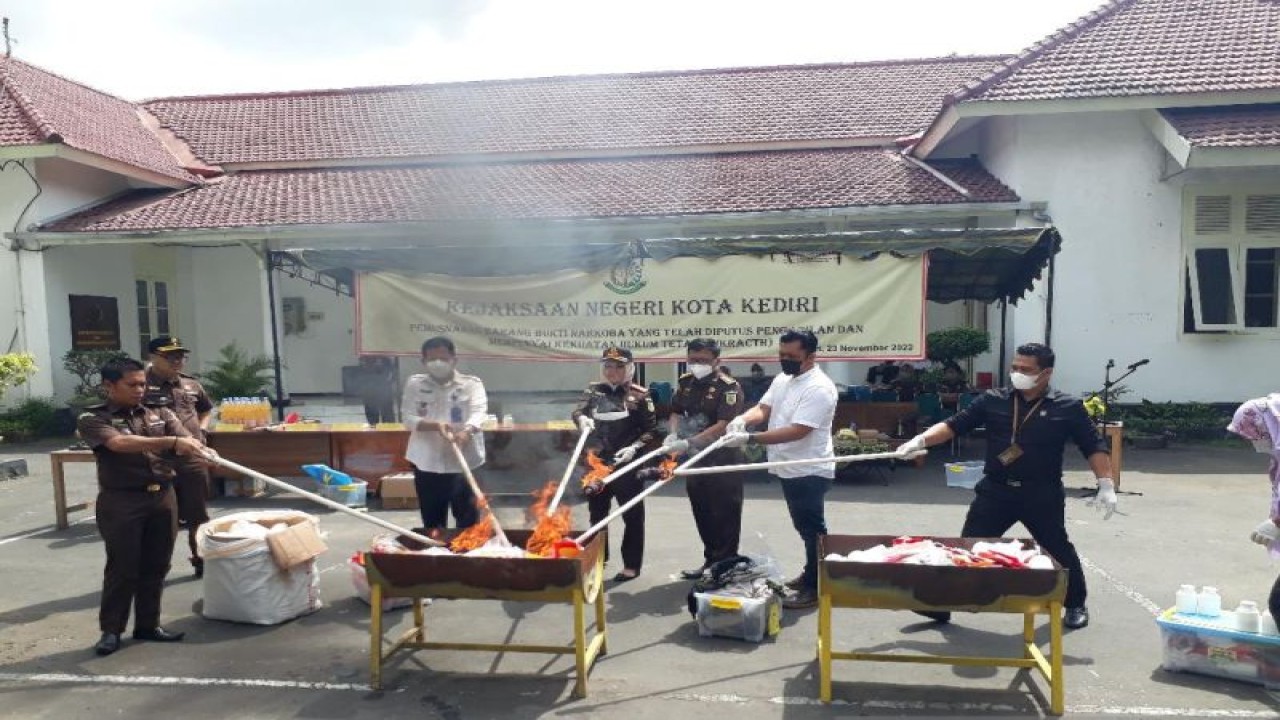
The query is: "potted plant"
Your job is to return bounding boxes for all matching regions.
[922,327,990,390]
[62,349,128,414]
[200,342,275,401]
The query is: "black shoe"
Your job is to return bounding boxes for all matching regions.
[612,571,640,584]
[783,574,807,590]
[680,565,708,580]
[783,587,819,609]
[913,610,952,624]
[93,632,121,656]
[132,626,185,642]
[191,558,204,579]
[1064,606,1089,629]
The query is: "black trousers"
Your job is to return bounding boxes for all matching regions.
[96,487,178,634]
[412,468,478,531]
[362,395,395,425]
[588,468,644,571]
[1269,572,1280,621]
[686,471,744,565]
[961,479,1088,608]
[173,458,210,564]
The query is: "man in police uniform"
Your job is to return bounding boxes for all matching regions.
[665,338,745,579]
[900,342,1116,629]
[571,346,658,583]
[401,336,488,532]
[78,357,211,656]
[144,337,214,577]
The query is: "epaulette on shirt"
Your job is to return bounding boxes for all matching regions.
[408,373,429,383]
[678,372,693,381]
[629,383,648,394]
[717,375,736,385]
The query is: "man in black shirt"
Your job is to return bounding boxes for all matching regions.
[898,343,1115,630]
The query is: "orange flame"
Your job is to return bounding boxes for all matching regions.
[449,513,495,552]
[525,481,572,557]
[655,454,678,481]
[579,451,613,488]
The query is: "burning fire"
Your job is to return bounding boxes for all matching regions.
[579,451,612,489]
[525,481,572,557]
[655,454,678,481]
[449,512,496,552]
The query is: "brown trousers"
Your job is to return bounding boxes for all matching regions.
[96,487,177,633]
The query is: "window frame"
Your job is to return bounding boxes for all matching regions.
[1182,187,1280,335]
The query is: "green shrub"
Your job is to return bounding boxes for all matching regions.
[925,328,990,365]
[0,352,37,403]
[62,349,128,401]
[0,396,61,440]
[1112,400,1230,441]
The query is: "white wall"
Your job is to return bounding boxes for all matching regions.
[972,110,1280,402]
[187,245,270,375]
[277,273,358,394]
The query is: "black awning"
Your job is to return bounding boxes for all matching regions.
[293,226,1059,305]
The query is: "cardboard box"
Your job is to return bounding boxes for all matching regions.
[379,473,418,510]
[1157,608,1280,687]
[265,518,328,570]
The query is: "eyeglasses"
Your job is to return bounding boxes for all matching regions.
[160,353,188,363]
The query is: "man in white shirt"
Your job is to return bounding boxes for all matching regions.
[401,336,489,531]
[723,330,838,609]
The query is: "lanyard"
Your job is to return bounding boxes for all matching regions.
[1010,394,1046,443]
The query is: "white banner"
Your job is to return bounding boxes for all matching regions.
[357,254,926,361]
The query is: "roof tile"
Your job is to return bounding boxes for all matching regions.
[40,149,1017,233]
[950,0,1280,104]
[144,58,1007,165]
[0,58,198,183]
[1163,104,1280,147]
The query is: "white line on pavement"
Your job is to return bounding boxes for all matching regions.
[1080,555,1163,616]
[0,671,371,693]
[663,693,1279,716]
[0,516,96,547]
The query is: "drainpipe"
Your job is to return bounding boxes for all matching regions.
[998,299,1008,388]
[1044,249,1055,347]
[264,249,286,422]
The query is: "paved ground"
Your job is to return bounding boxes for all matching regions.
[1,435,1278,719]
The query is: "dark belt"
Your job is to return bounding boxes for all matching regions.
[990,476,1025,488]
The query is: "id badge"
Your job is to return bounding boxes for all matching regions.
[997,443,1024,466]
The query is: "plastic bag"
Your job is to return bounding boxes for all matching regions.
[348,555,415,611]
[301,463,355,486]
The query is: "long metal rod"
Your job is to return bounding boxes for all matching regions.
[674,448,926,476]
[547,426,591,515]
[447,437,511,547]
[572,436,730,545]
[209,455,444,547]
[595,444,672,488]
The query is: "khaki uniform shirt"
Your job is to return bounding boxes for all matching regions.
[77,403,189,490]
[143,369,213,439]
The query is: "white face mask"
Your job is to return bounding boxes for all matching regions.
[425,359,453,381]
[688,363,714,380]
[1009,371,1041,391]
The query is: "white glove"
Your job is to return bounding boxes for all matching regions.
[577,415,595,433]
[722,431,751,448]
[726,416,747,435]
[663,433,689,454]
[1087,478,1118,520]
[898,434,928,456]
[1251,519,1280,546]
[613,445,638,465]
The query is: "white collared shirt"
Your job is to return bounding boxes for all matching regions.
[759,366,838,479]
[401,371,488,473]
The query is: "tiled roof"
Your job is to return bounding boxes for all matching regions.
[39,148,1017,233]
[948,0,1280,104]
[143,57,1008,166]
[1162,104,1280,147]
[0,58,198,184]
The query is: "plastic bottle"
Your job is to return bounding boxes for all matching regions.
[1235,601,1261,633]
[502,413,514,428]
[1197,586,1222,618]
[1261,612,1279,636]
[1175,584,1198,615]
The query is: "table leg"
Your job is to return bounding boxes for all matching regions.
[818,590,833,702]
[52,456,68,530]
[370,584,384,690]
[1050,600,1064,715]
[573,587,589,698]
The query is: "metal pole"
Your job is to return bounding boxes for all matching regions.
[209,456,443,547]
[547,426,591,515]
[998,298,1008,388]
[264,249,287,422]
[675,448,926,476]
[1044,248,1055,346]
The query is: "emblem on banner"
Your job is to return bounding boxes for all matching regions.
[604,255,647,295]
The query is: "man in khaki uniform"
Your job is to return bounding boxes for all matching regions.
[143,336,214,577]
[78,358,211,656]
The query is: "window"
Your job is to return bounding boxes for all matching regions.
[1184,190,1280,332]
[136,279,171,356]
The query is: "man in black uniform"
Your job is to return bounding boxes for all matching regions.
[78,358,212,656]
[143,337,214,577]
[900,343,1116,629]
[666,338,745,579]
[571,346,658,583]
